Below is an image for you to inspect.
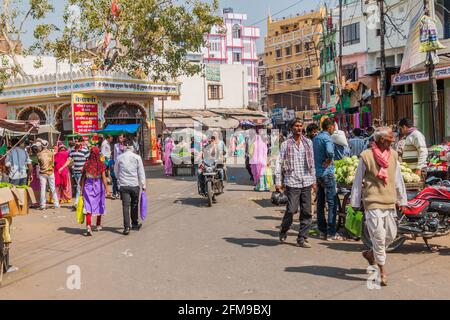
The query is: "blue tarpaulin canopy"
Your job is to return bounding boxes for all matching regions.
[95,124,141,135]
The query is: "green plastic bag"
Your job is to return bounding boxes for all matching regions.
[345,205,363,237]
[76,196,85,225]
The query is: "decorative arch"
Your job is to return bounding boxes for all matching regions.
[17,106,47,124]
[55,104,72,133]
[295,65,303,78]
[304,66,312,77]
[232,24,241,39]
[276,69,283,82]
[104,102,147,120]
[285,67,293,80]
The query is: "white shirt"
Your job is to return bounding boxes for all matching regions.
[114,150,146,188]
[5,147,31,180]
[351,158,408,217]
[101,140,112,158]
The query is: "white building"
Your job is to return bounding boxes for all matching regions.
[203,8,260,105]
[332,0,415,80]
[153,63,249,112]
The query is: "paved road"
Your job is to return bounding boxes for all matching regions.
[1,166,450,299]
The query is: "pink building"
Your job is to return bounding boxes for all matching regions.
[203,8,260,104]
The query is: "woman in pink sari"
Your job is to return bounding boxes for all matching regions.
[54,142,72,203]
[250,134,269,191]
[164,136,175,176]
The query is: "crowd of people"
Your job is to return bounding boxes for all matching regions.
[273,117,430,286]
[0,134,146,236]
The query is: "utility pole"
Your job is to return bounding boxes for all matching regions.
[379,0,387,125]
[424,0,440,144]
[338,0,344,126]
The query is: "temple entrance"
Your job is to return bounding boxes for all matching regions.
[17,106,47,125]
[103,102,148,157]
[55,104,72,137]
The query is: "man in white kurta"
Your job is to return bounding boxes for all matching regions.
[351,127,407,286]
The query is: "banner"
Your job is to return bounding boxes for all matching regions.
[72,93,99,134]
[206,65,221,82]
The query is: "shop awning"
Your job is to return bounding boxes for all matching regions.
[0,119,39,134]
[231,115,267,124]
[159,118,198,128]
[192,116,239,129]
[95,124,141,135]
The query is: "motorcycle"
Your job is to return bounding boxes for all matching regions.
[361,180,450,252]
[197,160,224,207]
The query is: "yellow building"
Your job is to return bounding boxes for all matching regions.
[264,9,324,113]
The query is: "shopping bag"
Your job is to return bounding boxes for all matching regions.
[345,205,363,237]
[140,191,147,220]
[76,196,85,224]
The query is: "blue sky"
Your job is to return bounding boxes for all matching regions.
[22,0,330,54]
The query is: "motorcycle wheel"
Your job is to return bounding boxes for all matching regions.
[361,222,406,253]
[206,181,213,207]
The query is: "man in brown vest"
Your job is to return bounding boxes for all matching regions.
[350,127,407,286]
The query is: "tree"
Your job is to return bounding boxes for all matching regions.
[37,0,222,81]
[0,0,55,92]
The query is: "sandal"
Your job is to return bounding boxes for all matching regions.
[328,233,344,241]
[380,274,388,286]
[83,226,93,237]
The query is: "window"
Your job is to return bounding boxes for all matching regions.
[285,45,292,56]
[233,52,241,62]
[295,66,303,78]
[285,68,293,80]
[295,43,302,54]
[276,70,283,82]
[248,66,253,77]
[304,42,312,51]
[376,29,381,37]
[275,47,282,58]
[208,85,223,100]
[343,22,360,46]
[210,41,221,52]
[232,24,241,39]
[343,64,358,81]
[304,67,312,77]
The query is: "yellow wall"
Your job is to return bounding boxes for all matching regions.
[263,8,324,111]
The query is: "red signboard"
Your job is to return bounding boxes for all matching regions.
[72,93,99,134]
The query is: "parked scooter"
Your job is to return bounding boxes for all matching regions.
[361,180,450,252]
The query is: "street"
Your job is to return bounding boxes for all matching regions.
[0,165,449,300]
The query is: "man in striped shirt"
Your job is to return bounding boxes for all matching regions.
[348,128,366,157]
[70,143,89,209]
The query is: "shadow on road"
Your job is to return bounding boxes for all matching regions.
[256,229,299,238]
[254,215,282,221]
[318,241,365,252]
[223,237,281,248]
[57,226,123,236]
[285,265,367,282]
[173,197,210,208]
[252,199,277,208]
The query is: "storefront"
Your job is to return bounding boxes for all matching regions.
[392,65,450,145]
[0,70,180,161]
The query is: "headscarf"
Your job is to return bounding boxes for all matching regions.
[57,141,67,151]
[83,146,106,177]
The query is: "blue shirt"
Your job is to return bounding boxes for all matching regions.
[313,131,335,177]
[334,144,350,160]
[348,137,366,157]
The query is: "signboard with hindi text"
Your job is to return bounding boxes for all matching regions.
[72,93,99,134]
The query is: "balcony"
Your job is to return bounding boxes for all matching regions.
[265,29,320,47]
